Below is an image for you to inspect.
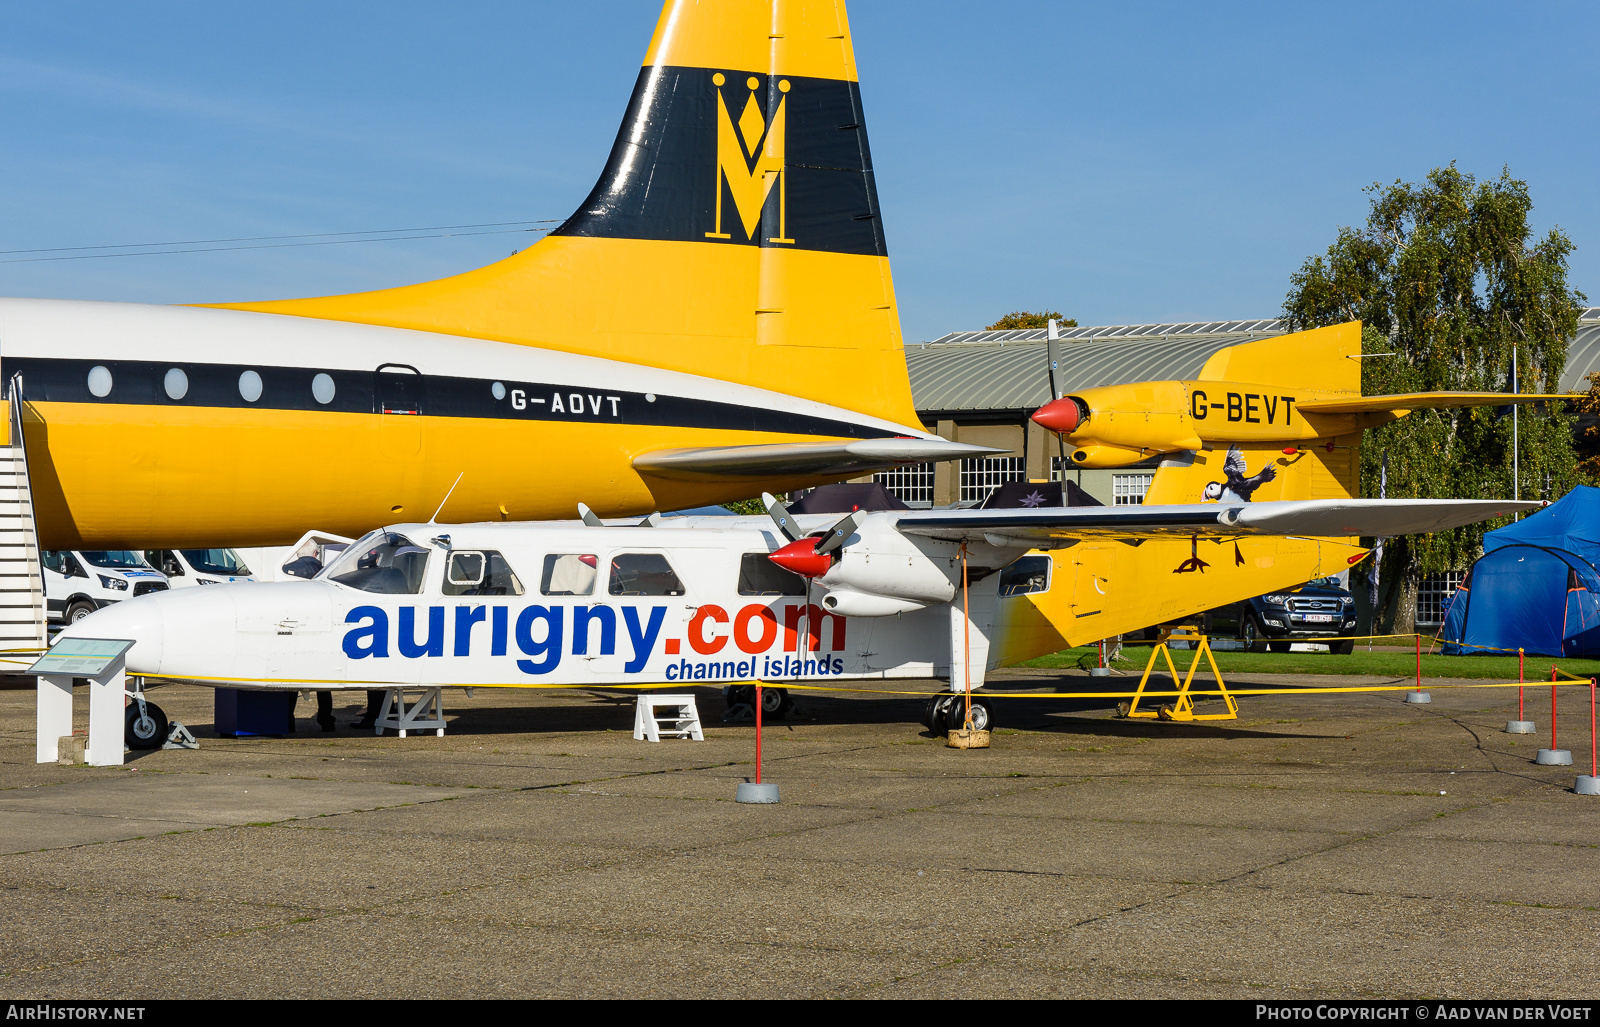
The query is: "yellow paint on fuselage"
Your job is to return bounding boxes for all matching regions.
[15,399,870,549]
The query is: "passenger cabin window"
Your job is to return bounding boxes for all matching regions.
[609,553,685,596]
[998,556,1051,597]
[325,532,430,594]
[738,553,807,596]
[541,554,598,596]
[444,550,525,597]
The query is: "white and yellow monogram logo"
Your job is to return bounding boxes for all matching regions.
[706,73,793,244]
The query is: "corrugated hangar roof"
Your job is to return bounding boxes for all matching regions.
[1557,308,1600,392]
[908,320,1288,413]
[910,309,1600,413]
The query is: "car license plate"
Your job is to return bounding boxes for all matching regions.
[1303,614,1333,623]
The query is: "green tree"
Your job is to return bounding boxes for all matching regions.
[985,311,1077,331]
[1283,164,1585,632]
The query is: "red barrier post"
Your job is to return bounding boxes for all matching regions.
[1591,677,1597,779]
[1519,649,1525,720]
[1415,634,1422,691]
[754,683,763,785]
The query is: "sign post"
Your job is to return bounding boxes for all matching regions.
[28,637,135,767]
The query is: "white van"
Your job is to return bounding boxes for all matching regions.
[143,549,255,588]
[42,550,170,625]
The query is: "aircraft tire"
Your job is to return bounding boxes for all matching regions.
[66,600,96,624]
[759,687,792,717]
[921,693,949,732]
[126,701,168,750]
[949,697,992,732]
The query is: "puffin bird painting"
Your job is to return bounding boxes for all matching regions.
[1202,445,1278,503]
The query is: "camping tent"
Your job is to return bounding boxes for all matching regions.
[1439,487,1600,656]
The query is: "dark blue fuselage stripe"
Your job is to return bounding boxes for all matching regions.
[4,357,900,440]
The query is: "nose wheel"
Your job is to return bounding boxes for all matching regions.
[125,701,168,750]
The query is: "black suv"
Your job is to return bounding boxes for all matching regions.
[1203,576,1358,654]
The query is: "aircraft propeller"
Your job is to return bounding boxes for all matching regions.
[762,492,859,579]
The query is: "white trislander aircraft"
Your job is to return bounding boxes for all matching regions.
[62,493,1539,738]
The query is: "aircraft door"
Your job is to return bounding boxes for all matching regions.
[375,364,425,512]
[376,363,425,416]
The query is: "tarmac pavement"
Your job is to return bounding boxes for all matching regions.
[0,668,1596,999]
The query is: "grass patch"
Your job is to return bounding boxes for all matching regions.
[1019,645,1600,680]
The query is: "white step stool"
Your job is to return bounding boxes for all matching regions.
[633,694,704,742]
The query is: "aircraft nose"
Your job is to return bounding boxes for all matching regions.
[1032,396,1083,434]
[58,595,165,674]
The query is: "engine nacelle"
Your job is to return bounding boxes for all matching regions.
[817,518,957,607]
[819,589,928,617]
[1069,444,1166,468]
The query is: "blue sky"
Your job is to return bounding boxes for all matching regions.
[2,1,1596,343]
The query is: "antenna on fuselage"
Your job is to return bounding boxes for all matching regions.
[429,472,465,524]
[577,502,605,528]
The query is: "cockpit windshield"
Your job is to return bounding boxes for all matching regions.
[324,532,430,594]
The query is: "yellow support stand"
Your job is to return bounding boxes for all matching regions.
[1117,628,1238,722]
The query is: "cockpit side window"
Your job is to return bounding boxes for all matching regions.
[998,556,1051,597]
[326,532,429,594]
[443,550,525,597]
[609,553,685,596]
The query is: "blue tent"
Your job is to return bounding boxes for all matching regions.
[1439,487,1600,656]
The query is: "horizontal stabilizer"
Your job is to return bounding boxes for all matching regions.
[633,439,999,481]
[1297,392,1578,415]
[895,499,1543,546]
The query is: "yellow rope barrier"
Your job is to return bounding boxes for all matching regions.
[133,671,1597,702]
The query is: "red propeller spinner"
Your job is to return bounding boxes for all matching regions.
[1031,396,1082,434]
[769,537,834,578]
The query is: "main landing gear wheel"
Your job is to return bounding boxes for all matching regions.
[66,600,96,624]
[728,685,792,718]
[126,701,168,750]
[925,693,992,733]
[759,686,792,717]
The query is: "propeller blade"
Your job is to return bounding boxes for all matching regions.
[577,502,605,528]
[762,492,799,542]
[815,512,858,555]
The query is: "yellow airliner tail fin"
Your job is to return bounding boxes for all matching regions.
[204,1,919,429]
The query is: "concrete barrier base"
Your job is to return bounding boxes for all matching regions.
[1575,775,1600,796]
[736,782,780,804]
[1505,720,1536,734]
[1536,749,1573,766]
[1405,691,1431,704]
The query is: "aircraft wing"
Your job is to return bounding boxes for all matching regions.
[1297,392,1577,414]
[633,439,998,481]
[894,498,1543,547]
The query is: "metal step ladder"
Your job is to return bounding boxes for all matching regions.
[0,376,47,672]
[633,694,705,742]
